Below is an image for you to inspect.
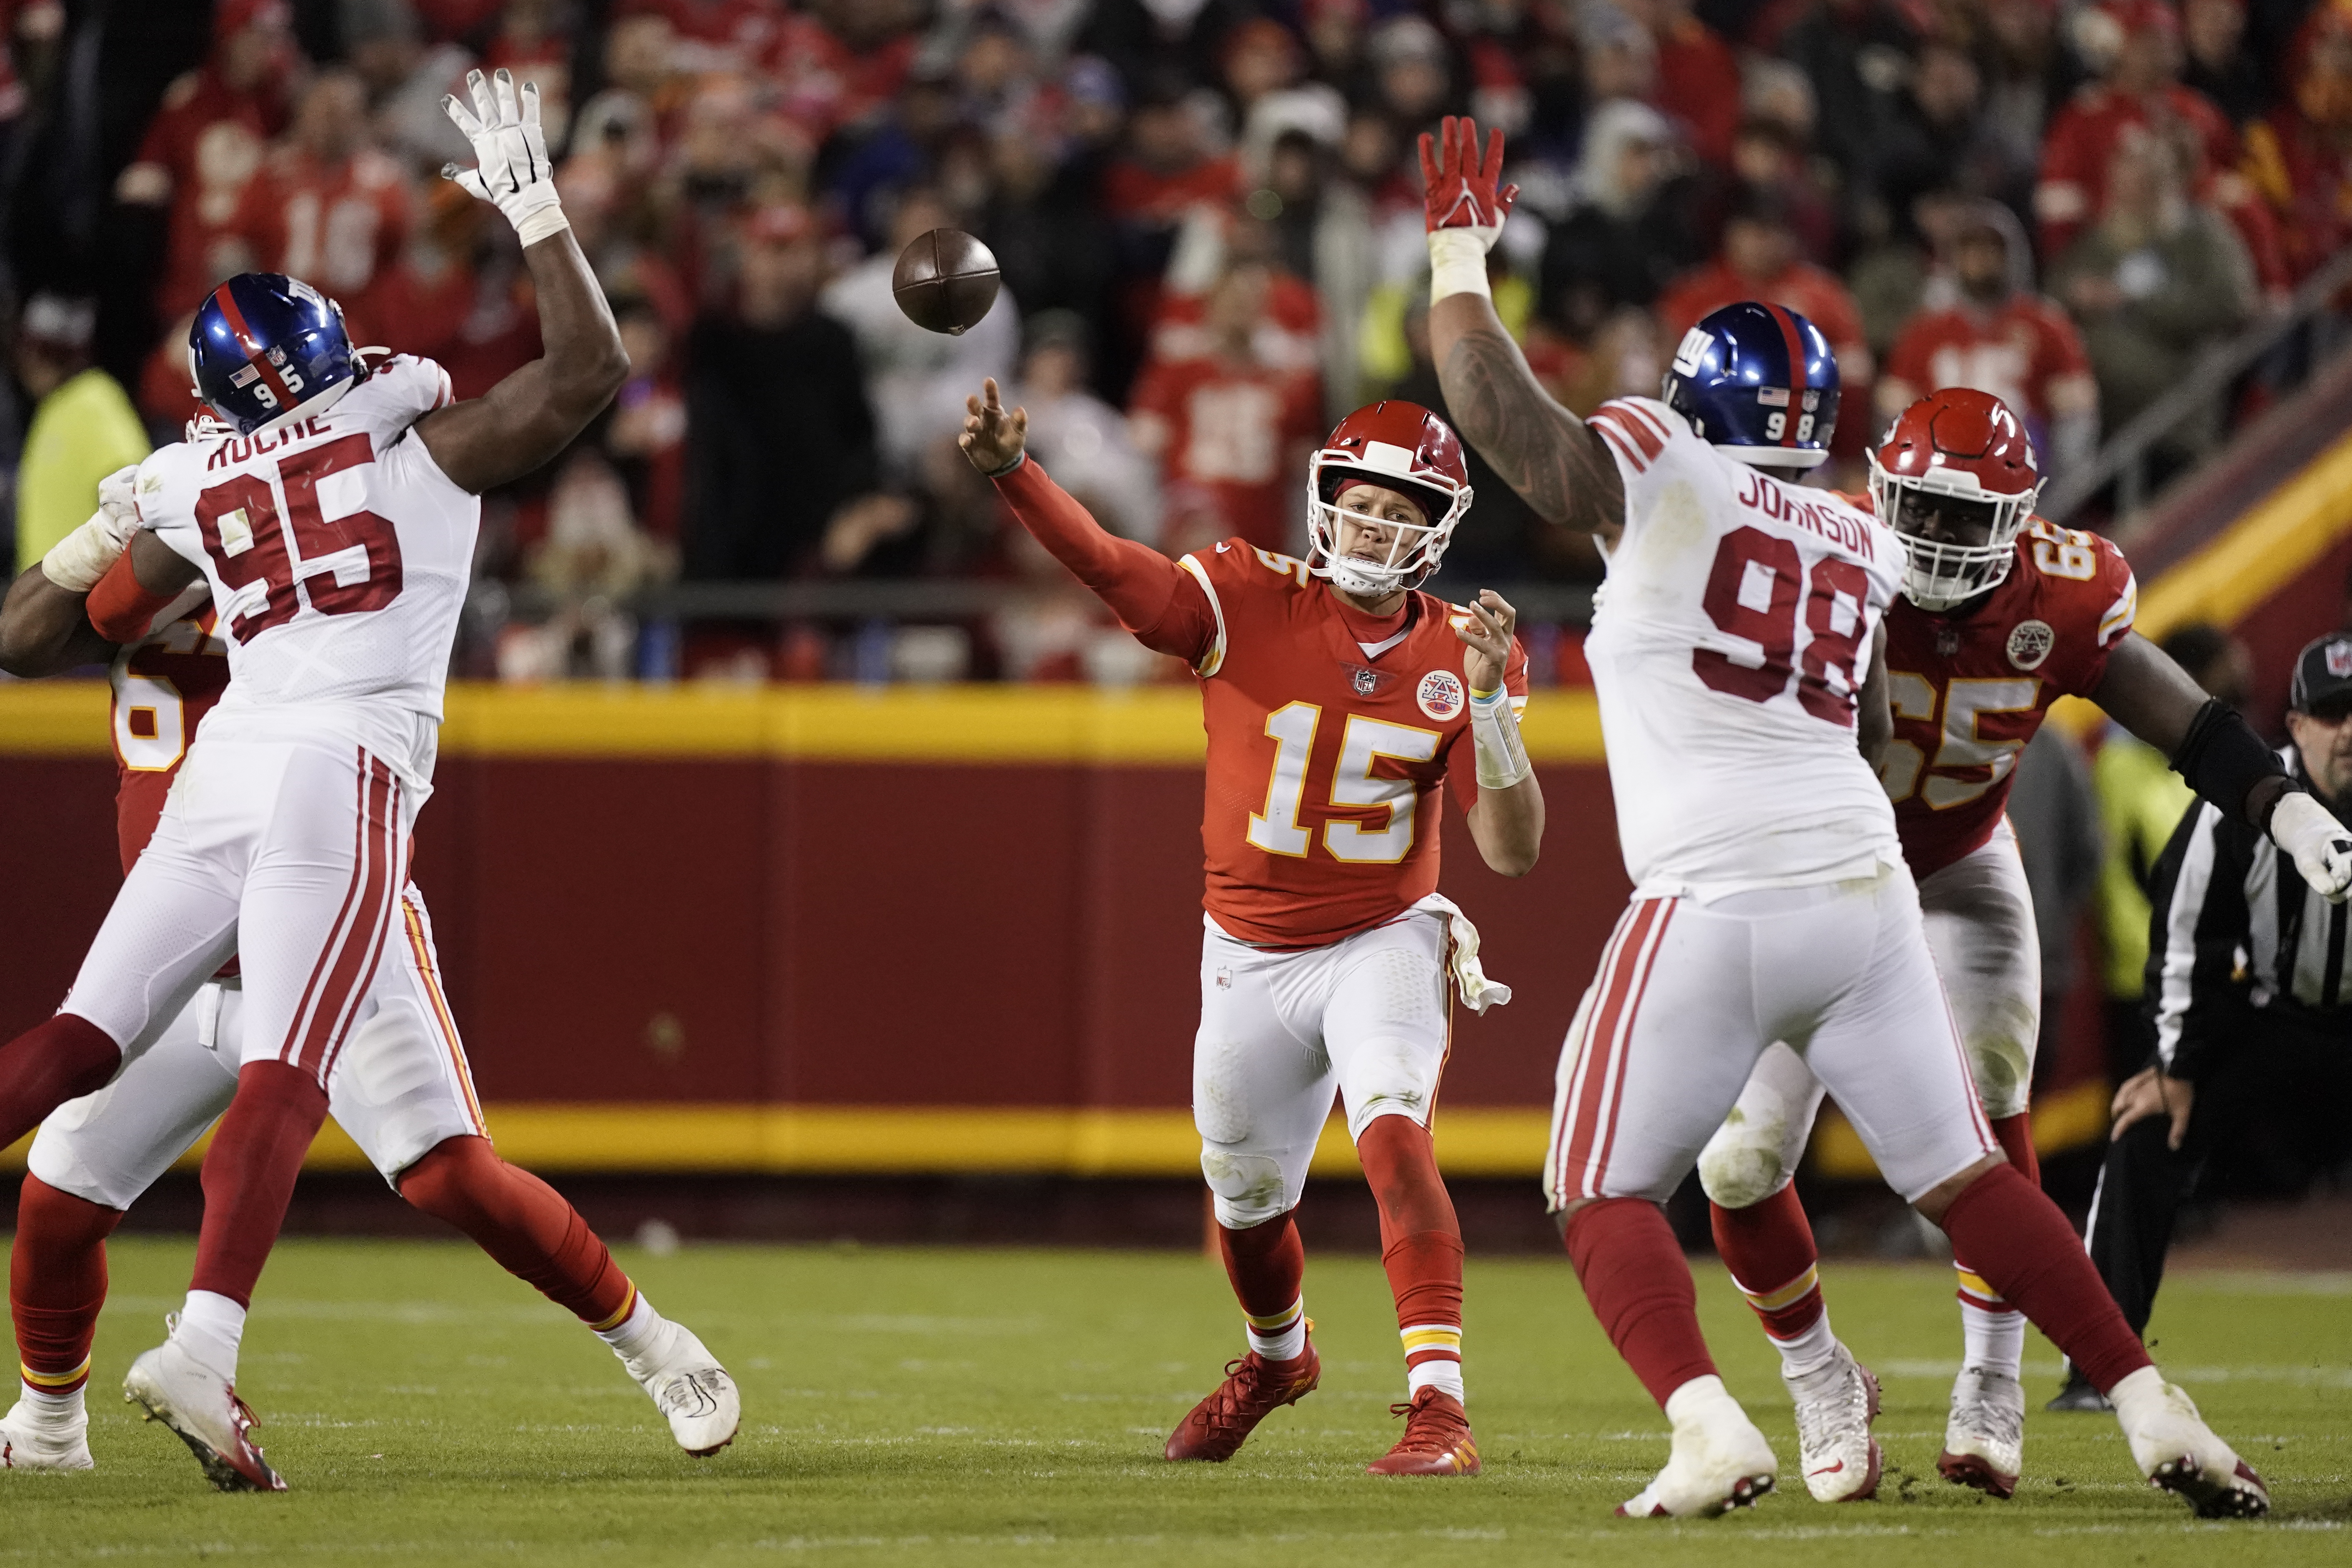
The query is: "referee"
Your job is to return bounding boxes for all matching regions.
[2052,634,2352,1410]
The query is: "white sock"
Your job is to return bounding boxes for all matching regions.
[19,1379,84,1422]
[1958,1298,2026,1380]
[595,1290,664,1360]
[1407,1358,1465,1401]
[1244,1298,1306,1363]
[1769,1307,1839,1378]
[173,1290,246,1380]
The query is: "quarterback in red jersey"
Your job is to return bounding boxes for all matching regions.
[1696,388,2352,1502]
[0,507,738,1479]
[962,378,1542,1477]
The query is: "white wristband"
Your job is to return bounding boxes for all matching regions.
[1429,228,1492,303]
[513,199,570,247]
[1469,687,1531,791]
[40,514,129,593]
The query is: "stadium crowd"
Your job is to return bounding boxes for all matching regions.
[5,0,2350,680]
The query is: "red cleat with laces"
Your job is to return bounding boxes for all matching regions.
[1365,1387,1481,1476]
[1163,1340,1321,1462]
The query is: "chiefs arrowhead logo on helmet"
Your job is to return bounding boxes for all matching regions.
[1306,401,1475,597]
[1870,388,2043,611]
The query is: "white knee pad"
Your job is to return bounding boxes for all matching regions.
[1960,1013,2038,1122]
[1696,1113,1798,1210]
[1200,1147,1296,1230]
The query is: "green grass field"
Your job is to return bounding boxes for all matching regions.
[2,1238,2345,1566]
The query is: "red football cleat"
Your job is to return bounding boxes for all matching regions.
[1163,1341,1321,1462]
[1365,1388,1481,1476]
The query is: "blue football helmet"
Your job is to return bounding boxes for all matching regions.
[189,273,364,435]
[1661,301,1839,469]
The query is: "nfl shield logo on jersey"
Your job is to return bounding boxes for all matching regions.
[1354,667,1379,697]
[2006,619,2055,671]
[1417,670,1466,720]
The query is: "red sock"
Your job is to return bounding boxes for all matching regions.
[1357,1117,1465,1385]
[0,1015,120,1152]
[397,1136,635,1327]
[1989,1111,2039,1186]
[1564,1197,1718,1408]
[1217,1210,1306,1355]
[1939,1162,2149,1393]
[1709,1184,1826,1339]
[10,1176,123,1396]
[188,1062,331,1308]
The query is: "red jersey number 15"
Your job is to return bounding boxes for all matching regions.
[195,433,404,638]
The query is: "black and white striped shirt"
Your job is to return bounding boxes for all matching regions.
[2144,748,2352,1077]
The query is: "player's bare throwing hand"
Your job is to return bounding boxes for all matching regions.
[966,374,1540,1475]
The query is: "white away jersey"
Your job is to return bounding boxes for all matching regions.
[136,355,476,778]
[1583,396,1903,900]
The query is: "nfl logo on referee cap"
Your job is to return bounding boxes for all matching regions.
[2329,640,2352,679]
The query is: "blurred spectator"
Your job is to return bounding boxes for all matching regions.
[2181,0,2267,126]
[348,0,473,174]
[1873,39,2031,222]
[1710,114,1839,266]
[12,296,148,575]
[501,450,676,683]
[115,0,300,321]
[822,186,1019,483]
[602,294,689,543]
[1979,0,2080,194]
[1879,200,2099,477]
[2006,722,2105,1095]
[2048,128,2255,449]
[765,0,921,146]
[1656,185,1873,445]
[2093,623,2247,1083]
[1008,310,1159,544]
[2034,0,2235,260]
[1078,0,1257,96]
[976,80,1117,370]
[681,206,886,580]
[2243,0,2352,282]
[227,69,414,342]
[1244,126,1376,417]
[1538,100,1705,341]
[1369,13,1458,130]
[620,0,783,75]
[1774,0,1919,208]
[1128,258,1321,553]
[1619,0,1744,170]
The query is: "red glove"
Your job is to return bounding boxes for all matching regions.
[1418,115,1518,238]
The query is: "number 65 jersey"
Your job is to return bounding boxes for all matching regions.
[1582,396,1903,901]
[133,355,475,780]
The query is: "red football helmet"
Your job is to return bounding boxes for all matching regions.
[1869,388,2042,610]
[1306,400,1474,595]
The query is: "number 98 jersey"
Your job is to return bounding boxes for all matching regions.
[1879,517,2137,877]
[1582,396,1903,900]
[134,355,476,778]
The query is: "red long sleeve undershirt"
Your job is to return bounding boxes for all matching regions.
[993,457,1217,666]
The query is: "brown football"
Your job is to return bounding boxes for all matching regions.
[892,228,1001,336]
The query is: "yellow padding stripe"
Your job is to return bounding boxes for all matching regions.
[1245,1300,1304,1332]
[591,1282,640,1334]
[1400,1326,1462,1355]
[1741,1264,1819,1314]
[1954,1268,2005,1305]
[20,1357,89,1389]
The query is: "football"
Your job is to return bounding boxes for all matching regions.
[892,227,1001,336]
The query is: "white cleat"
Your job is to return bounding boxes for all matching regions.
[122,1336,285,1492]
[1,1399,93,1471]
[1939,1365,2024,1498]
[1788,1342,1882,1502]
[1618,1375,1778,1518]
[2111,1366,2269,1519]
[618,1319,741,1457]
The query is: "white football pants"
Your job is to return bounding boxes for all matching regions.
[1544,860,1996,1211]
[1696,823,2040,1209]
[61,718,423,1088]
[32,885,487,1209]
[1194,903,1455,1229]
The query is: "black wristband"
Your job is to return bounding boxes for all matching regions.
[2169,698,2290,830]
[983,450,1026,480]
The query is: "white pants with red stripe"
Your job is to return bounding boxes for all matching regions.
[1194,906,1454,1228]
[31,885,487,1208]
[1543,860,1996,1210]
[1694,825,2042,1209]
[62,723,422,1088]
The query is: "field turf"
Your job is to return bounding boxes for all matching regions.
[2,1237,2345,1565]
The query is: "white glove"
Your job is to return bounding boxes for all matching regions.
[2271,789,2352,903]
[40,463,144,591]
[442,68,567,246]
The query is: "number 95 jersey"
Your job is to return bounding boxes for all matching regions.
[1583,396,1903,900]
[134,355,476,775]
[1184,540,1529,950]
[1881,518,2136,877]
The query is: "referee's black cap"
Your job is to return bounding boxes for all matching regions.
[2290,633,2352,714]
